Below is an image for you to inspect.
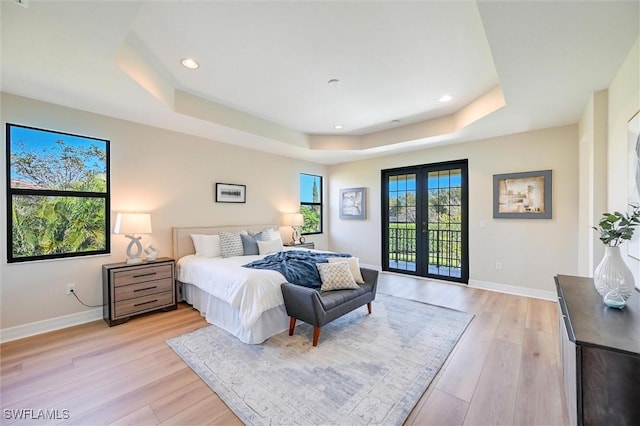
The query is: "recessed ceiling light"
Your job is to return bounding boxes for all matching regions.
[391,120,400,125]
[334,124,343,130]
[328,79,340,86]
[181,58,199,70]
[438,95,453,103]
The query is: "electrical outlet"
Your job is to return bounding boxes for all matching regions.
[495,262,502,271]
[66,284,76,295]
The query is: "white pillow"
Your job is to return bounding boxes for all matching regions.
[317,262,359,291]
[257,238,283,255]
[259,228,282,242]
[219,232,244,258]
[190,234,222,257]
[328,257,365,284]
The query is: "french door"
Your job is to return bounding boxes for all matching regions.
[381,160,469,283]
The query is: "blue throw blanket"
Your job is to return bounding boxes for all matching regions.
[243,250,351,289]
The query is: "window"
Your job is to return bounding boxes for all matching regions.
[6,124,110,263]
[300,173,322,234]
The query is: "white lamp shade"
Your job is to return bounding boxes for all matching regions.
[114,213,152,235]
[282,213,304,226]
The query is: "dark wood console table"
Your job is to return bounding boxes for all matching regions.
[555,274,639,426]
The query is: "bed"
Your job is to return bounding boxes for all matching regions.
[172,224,301,344]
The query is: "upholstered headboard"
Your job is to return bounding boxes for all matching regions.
[172,224,279,260]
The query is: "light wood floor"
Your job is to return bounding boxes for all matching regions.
[1,273,569,426]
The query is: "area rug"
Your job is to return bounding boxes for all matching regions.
[166,294,473,426]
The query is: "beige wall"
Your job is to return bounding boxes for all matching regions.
[578,91,608,276]
[606,37,640,285]
[0,93,328,330]
[329,125,580,295]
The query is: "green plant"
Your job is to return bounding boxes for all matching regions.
[592,203,640,246]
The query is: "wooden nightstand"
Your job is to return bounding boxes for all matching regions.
[284,242,315,249]
[102,257,177,326]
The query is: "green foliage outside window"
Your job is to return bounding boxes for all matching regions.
[301,205,321,233]
[300,173,322,234]
[388,185,462,267]
[7,124,110,262]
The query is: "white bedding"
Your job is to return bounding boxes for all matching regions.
[177,253,289,331]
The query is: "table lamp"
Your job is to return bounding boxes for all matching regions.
[113,212,152,264]
[282,213,304,245]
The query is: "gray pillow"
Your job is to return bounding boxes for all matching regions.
[241,233,261,255]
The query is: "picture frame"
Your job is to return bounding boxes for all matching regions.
[493,170,552,219]
[339,187,366,220]
[628,110,640,260]
[215,183,246,203]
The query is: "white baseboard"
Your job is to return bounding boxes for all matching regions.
[0,308,102,344]
[360,263,381,271]
[374,266,556,301]
[468,279,556,301]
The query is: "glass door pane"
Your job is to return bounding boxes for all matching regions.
[387,173,416,272]
[426,169,463,278]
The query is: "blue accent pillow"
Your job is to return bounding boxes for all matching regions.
[241,232,261,255]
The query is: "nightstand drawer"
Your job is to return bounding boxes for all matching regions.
[115,290,174,317]
[114,277,173,302]
[113,264,173,287]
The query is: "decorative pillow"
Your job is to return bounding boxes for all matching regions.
[190,234,222,258]
[317,262,359,291]
[328,257,365,284]
[241,233,260,256]
[259,228,282,242]
[219,232,244,258]
[257,238,283,255]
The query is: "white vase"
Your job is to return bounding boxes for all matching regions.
[593,246,635,305]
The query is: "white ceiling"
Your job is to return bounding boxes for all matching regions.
[1,0,639,164]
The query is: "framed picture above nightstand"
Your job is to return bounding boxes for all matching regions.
[102,257,176,326]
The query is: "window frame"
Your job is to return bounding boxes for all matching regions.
[6,123,111,263]
[381,159,469,284]
[300,173,323,235]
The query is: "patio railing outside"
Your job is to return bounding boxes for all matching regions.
[388,224,462,277]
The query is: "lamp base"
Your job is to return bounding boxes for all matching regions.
[290,226,300,245]
[125,234,144,264]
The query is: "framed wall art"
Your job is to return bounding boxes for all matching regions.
[216,183,246,203]
[493,170,552,219]
[339,187,366,220]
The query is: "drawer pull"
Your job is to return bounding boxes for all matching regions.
[134,299,158,307]
[133,286,157,293]
[133,272,157,279]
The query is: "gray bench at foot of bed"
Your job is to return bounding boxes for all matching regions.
[280,268,379,346]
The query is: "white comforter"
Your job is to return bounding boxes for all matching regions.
[176,254,289,331]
